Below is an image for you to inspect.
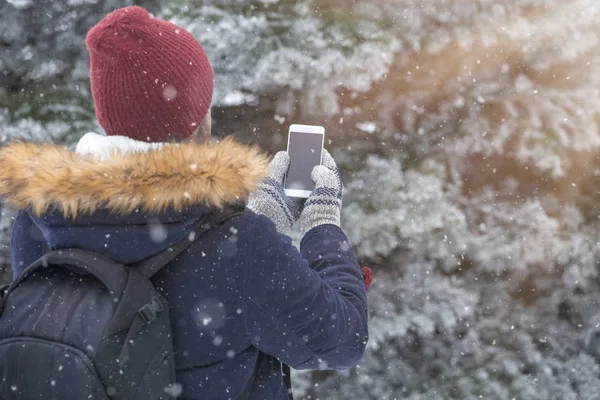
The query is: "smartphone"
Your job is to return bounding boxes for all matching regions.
[284,124,325,198]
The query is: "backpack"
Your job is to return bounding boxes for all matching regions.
[0,208,243,399]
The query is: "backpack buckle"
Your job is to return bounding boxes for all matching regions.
[138,295,164,324]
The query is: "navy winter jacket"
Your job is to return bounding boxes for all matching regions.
[3,138,369,399]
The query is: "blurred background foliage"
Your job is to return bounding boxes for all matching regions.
[2,0,600,398]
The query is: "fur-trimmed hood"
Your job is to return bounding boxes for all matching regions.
[0,136,268,218]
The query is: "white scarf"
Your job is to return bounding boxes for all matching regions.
[75,132,167,160]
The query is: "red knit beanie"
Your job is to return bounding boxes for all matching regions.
[86,6,214,142]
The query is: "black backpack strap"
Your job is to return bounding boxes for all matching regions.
[238,359,292,399]
[0,283,9,313]
[112,207,245,367]
[133,206,246,279]
[238,363,257,400]
[283,364,293,399]
[4,249,128,299]
[104,207,244,338]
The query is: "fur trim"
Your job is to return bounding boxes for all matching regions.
[0,138,268,218]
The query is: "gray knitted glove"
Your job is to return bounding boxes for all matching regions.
[247,151,301,236]
[299,149,343,235]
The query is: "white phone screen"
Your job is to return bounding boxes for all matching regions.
[285,131,323,192]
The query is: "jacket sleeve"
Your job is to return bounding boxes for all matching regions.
[10,211,47,279]
[242,214,368,370]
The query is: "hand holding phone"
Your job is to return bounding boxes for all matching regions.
[247,151,301,236]
[284,124,325,198]
[298,149,344,234]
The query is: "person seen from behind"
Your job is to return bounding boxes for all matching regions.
[0,6,368,399]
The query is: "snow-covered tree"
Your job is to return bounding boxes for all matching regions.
[2,0,600,398]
